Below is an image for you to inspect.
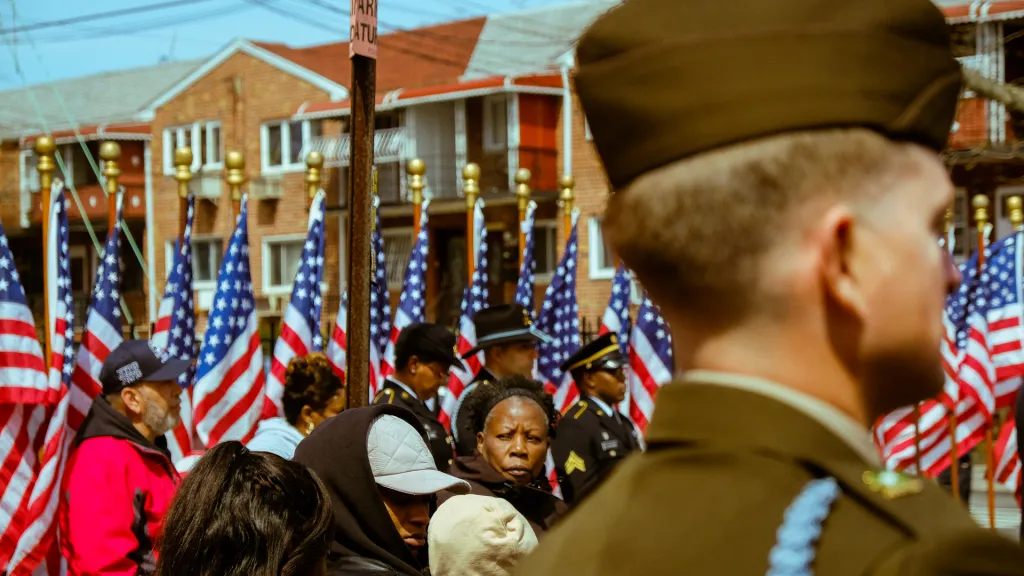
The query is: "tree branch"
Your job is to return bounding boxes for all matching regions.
[962,68,1024,113]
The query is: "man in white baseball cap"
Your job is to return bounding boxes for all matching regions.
[294,404,470,575]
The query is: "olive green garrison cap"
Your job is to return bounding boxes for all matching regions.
[574,0,964,189]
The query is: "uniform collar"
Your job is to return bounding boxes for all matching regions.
[586,395,617,418]
[647,370,880,467]
[385,377,420,402]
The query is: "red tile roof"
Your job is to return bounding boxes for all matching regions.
[940,1,1024,19]
[252,17,487,91]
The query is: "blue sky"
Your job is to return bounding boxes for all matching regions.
[0,0,562,90]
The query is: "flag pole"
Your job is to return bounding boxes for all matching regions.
[306,152,324,211]
[35,136,56,363]
[226,151,245,221]
[560,174,575,241]
[101,142,122,232]
[174,148,193,241]
[515,168,531,268]
[944,203,961,504]
[463,164,480,282]
[408,158,425,236]
[972,193,996,529]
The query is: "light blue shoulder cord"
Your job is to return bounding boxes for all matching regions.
[766,477,842,576]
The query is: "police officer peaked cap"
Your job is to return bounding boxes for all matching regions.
[574,0,962,190]
[395,323,466,371]
[462,303,552,358]
[560,332,626,375]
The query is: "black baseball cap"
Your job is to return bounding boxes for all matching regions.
[99,340,192,395]
[395,323,466,371]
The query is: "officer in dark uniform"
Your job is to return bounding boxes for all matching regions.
[552,333,641,505]
[373,323,464,470]
[519,0,1024,571]
[451,303,550,456]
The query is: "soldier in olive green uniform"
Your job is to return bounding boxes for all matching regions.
[374,323,464,470]
[552,333,641,505]
[518,0,1024,572]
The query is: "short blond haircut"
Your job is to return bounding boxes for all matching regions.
[604,128,920,322]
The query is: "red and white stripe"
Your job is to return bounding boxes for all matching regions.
[0,405,46,569]
[326,295,347,381]
[0,301,50,405]
[165,388,194,463]
[265,302,316,416]
[192,312,264,447]
[440,316,480,431]
[993,415,1021,495]
[627,327,671,434]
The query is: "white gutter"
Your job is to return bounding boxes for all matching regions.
[294,84,565,121]
[560,64,573,178]
[143,141,158,328]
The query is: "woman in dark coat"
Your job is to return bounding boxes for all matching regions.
[438,374,568,535]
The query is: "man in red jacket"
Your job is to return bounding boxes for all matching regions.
[60,340,190,575]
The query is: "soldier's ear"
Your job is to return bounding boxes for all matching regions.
[818,206,868,319]
[120,386,144,415]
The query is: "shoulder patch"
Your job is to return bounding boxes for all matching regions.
[862,470,923,500]
[566,400,588,419]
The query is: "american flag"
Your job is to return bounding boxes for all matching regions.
[326,292,347,380]
[152,194,198,464]
[0,207,49,570]
[975,233,1024,408]
[68,194,124,432]
[993,415,1020,498]
[265,190,327,416]
[382,200,430,379]
[440,199,488,430]
[599,266,633,418]
[536,212,581,412]
[192,196,264,447]
[514,201,538,315]
[628,294,673,433]
[599,266,632,354]
[3,183,76,575]
[0,220,48,405]
[368,197,391,399]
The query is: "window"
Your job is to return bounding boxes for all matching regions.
[162,122,222,174]
[263,236,306,294]
[483,95,508,151]
[21,142,104,192]
[588,216,616,280]
[383,229,415,290]
[533,221,558,280]
[164,237,223,288]
[951,189,970,265]
[261,119,323,173]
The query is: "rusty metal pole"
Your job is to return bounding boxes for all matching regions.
[346,1,378,409]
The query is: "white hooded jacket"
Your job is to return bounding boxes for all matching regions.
[246,416,305,459]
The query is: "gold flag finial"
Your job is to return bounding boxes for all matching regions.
[1009,196,1023,231]
[559,173,575,213]
[34,136,56,193]
[972,194,989,231]
[226,150,245,201]
[407,158,426,205]
[174,147,193,199]
[463,163,480,210]
[306,151,323,202]
[515,168,531,212]
[100,141,122,198]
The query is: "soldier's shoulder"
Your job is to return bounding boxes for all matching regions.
[561,399,597,422]
[372,387,395,404]
[520,449,1011,575]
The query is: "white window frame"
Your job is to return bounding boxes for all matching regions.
[533,220,558,283]
[260,119,319,174]
[382,227,415,291]
[588,216,616,280]
[262,234,308,296]
[162,121,223,175]
[338,214,349,292]
[163,235,223,291]
[483,94,509,152]
[584,117,593,141]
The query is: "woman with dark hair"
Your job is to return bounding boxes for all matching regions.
[248,353,346,459]
[156,441,333,576]
[438,374,568,535]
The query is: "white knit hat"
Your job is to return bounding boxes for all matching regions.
[428,495,539,576]
[367,414,470,495]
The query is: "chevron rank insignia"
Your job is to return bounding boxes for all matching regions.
[862,470,923,500]
[565,451,586,475]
